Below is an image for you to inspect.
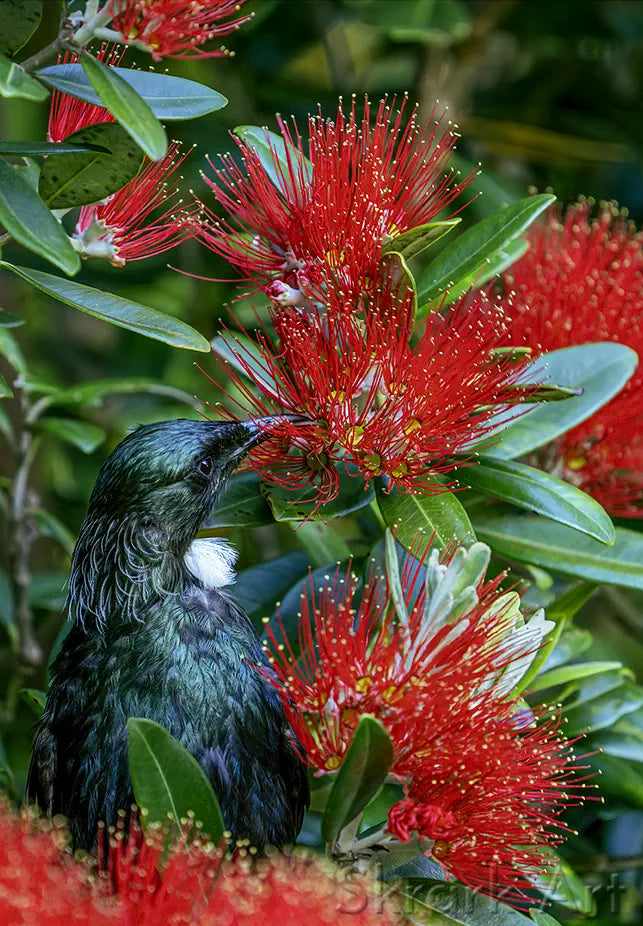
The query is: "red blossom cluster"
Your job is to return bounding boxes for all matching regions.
[105,0,253,60]
[198,96,534,504]
[196,96,476,304]
[0,804,398,926]
[500,200,643,516]
[264,542,592,904]
[46,48,195,266]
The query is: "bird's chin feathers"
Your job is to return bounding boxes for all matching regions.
[184,538,238,589]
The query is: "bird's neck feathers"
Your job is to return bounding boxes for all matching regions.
[68,509,239,631]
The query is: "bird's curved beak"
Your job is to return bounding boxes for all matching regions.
[228,414,310,460]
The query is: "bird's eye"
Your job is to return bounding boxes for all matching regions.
[197,457,213,477]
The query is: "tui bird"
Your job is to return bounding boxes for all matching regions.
[27,418,309,851]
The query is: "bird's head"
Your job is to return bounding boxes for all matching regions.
[88,417,281,549]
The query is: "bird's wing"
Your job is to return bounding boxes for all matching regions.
[26,722,58,817]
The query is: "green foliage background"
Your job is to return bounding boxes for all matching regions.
[2,2,643,922]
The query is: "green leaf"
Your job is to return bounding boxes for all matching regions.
[234,124,312,191]
[0,371,11,398]
[402,880,535,925]
[0,140,110,156]
[291,520,351,567]
[376,480,475,553]
[385,528,409,625]
[0,262,210,351]
[42,377,196,409]
[528,848,596,915]
[13,155,39,190]
[0,159,79,275]
[127,717,224,842]
[321,716,393,846]
[440,237,530,306]
[234,551,309,621]
[0,307,23,326]
[29,508,75,555]
[0,0,42,57]
[565,678,643,735]
[37,65,227,121]
[379,250,417,322]
[530,660,623,693]
[264,466,374,521]
[475,516,643,589]
[0,53,47,101]
[0,326,26,372]
[461,456,615,544]
[38,123,144,209]
[585,751,643,805]
[486,343,638,460]
[205,472,273,528]
[19,688,45,717]
[80,54,167,161]
[530,913,563,926]
[599,728,643,764]
[36,417,105,454]
[381,218,460,261]
[415,194,554,305]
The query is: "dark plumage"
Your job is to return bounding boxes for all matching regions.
[27,418,309,850]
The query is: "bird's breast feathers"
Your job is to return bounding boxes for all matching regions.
[183,537,238,589]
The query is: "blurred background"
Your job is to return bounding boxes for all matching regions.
[2,2,643,922]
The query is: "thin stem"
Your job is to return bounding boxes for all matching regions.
[19,1,70,74]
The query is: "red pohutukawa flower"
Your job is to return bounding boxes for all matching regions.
[0,803,399,925]
[499,200,643,516]
[194,95,476,304]
[72,141,197,266]
[105,0,253,60]
[263,540,592,905]
[209,286,531,505]
[47,46,123,142]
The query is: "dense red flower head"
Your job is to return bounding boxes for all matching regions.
[106,0,253,60]
[263,540,591,905]
[194,96,476,303]
[47,46,123,142]
[499,200,643,516]
[72,141,197,266]
[209,286,531,505]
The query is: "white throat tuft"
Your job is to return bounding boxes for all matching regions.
[184,538,238,589]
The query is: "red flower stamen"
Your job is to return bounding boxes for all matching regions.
[106,0,253,61]
[47,45,124,142]
[500,200,643,516]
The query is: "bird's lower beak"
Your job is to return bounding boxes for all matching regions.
[229,414,310,460]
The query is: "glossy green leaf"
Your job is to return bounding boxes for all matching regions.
[0,326,26,372]
[402,880,535,925]
[0,371,11,398]
[13,155,39,190]
[585,751,643,806]
[0,140,110,156]
[441,237,530,306]
[0,54,47,101]
[381,218,460,261]
[234,124,312,191]
[528,848,595,915]
[234,551,309,621]
[530,913,564,926]
[531,660,623,693]
[321,715,393,846]
[379,250,417,321]
[592,729,643,764]
[19,688,45,717]
[39,123,144,209]
[204,472,273,528]
[127,718,224,842]
[81,54,167,161]
[42,377,196,409]
[0,308,23,326]
[485,343,638,459]
[0,262,210,351]
[29,508,75,555]
[461,456,614,544]
[291,520,351,567]
[416,194,554,305]
[264,466,374,521]
[475,517,643,589]
[0,0,42,57]
[0,161,79,275]
[36,417,105,454]
[37,65,227,121]
[385,528,409,625]
[376,480,475,553]
[565,678,643,735]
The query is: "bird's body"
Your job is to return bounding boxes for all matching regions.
[28,419,309,850]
